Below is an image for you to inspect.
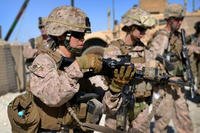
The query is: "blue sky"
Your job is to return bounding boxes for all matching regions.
[0,0,199,43]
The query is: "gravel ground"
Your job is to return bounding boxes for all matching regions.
[0,92,199,133]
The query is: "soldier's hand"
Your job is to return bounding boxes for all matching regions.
[187,45,197,55]
[76,54,102,73]
[110,66,135,93]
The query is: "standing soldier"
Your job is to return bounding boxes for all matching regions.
[23,17,48,60]
[8,6,103,133]
[103,7,157,132]
[187,21,200,95]
[23,17,49,89]
[29,17,48,53]
[147,4,193,133]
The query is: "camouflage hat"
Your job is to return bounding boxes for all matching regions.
[45,6,91,36]
[121,7,157,31]
[38,17,47,28]
[164,4,185,19]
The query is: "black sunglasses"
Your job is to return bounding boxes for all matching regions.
[71,32,85,39]
[38,25,44,29]
[136,26,147,33]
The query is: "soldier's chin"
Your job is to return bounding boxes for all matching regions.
[76,46,83,49]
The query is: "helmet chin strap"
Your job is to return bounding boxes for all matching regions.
[64,32,82,56]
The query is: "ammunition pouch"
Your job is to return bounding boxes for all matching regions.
[86,98,103,124]
[34,93,102,132]
[169,62,184,77]
[129,101,148,121]
[134,81,152,98]
[7,92,40,133]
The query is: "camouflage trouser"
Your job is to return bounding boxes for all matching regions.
[130,107,150,133]
[105,107,150,133]
[153,86,193,133]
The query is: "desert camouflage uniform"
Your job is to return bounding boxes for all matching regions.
[148,4,193,133]
[29,53,82,107]
[186,21,200,94]
[102,7,157,133]
[103,40,151,132]
[8,6,103,133]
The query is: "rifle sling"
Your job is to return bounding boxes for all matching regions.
[82,123,126,133]
[67,107,126,133]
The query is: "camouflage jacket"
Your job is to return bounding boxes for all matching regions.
[29,52,83,107]
[103,39,152,128]
[148,29,184,76]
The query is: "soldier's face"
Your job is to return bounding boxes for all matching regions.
[170,17,183,32]
[40,27,47,36]
[131,26,146,40]
[70,32,85,49]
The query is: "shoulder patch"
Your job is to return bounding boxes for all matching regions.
[29,54,55,78]
[29,63,43,73]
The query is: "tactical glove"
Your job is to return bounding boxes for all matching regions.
[76,54,102,73]
[110,66,135,93]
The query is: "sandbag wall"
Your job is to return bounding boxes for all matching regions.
[0,43,25,95]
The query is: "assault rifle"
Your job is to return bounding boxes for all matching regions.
[181,29,195,98]
[102,55,187,87]
[155,54,175,72]
[83,54,191,131]
[116,85,134,131]
[83,55,132,78]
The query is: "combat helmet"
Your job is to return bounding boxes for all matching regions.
[164,4,185,19]
[45,6,91,36]
[121,7,157,31]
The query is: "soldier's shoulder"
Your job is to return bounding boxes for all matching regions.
[29,54,55,77]
[34,53,55,65]
[32,54,55,69]
[155,29,170,38]
[104,41,122,59]
[110,39,125,48]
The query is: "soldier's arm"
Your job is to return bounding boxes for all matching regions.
[148,33,169,60]
[29,53,83,107]
[187,45,200,55]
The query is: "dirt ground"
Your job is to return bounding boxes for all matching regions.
[0,92,199,133]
